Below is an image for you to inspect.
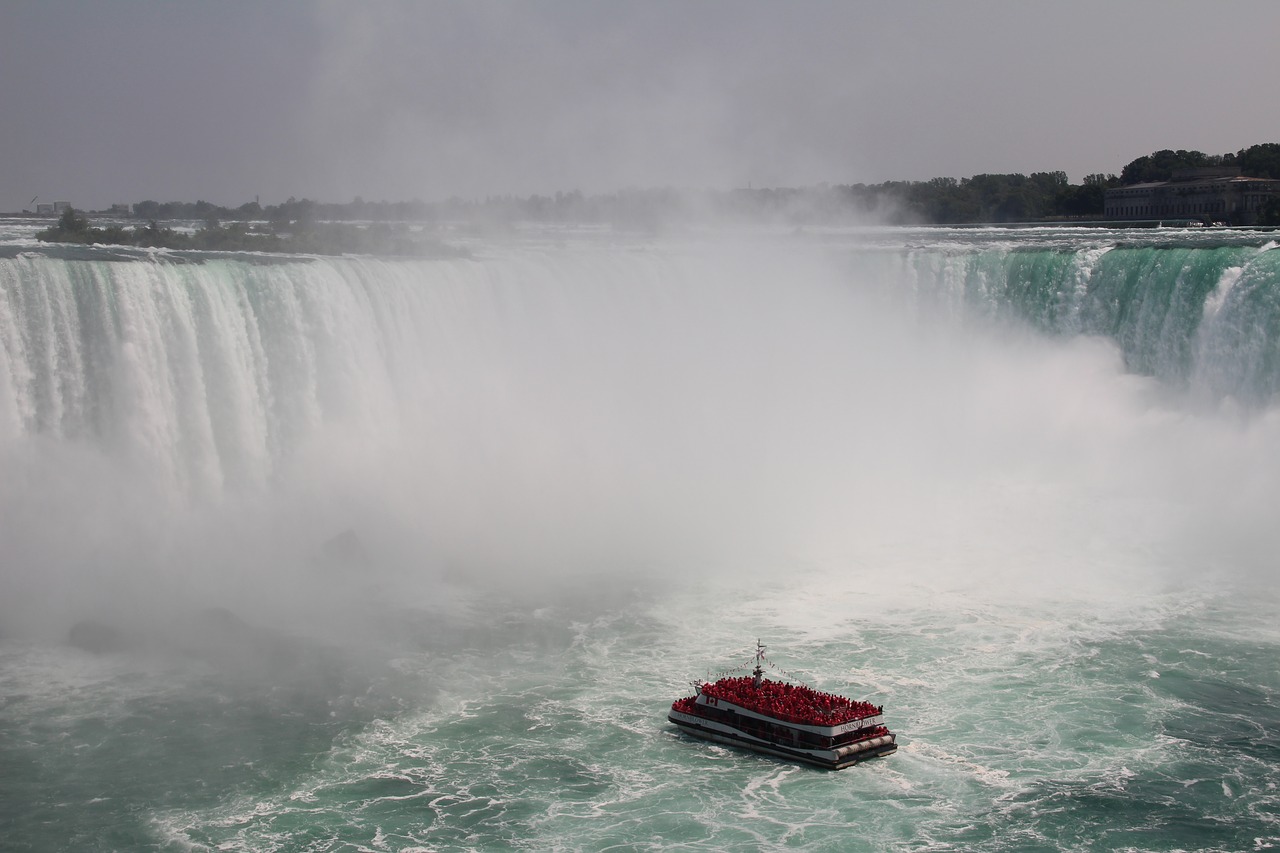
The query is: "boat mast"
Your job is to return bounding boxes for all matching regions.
[753,638,765,688]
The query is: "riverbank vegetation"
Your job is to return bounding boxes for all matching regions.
[36,208,467,256]
[36,144,1280,238]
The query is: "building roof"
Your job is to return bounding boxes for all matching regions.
[1109,175,1280,195]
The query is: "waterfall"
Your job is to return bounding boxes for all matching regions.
[874,240,1280,398]
[3,239,1279,492]
[1,233,1278,636]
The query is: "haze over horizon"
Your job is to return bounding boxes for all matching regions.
[3,1,1279,212]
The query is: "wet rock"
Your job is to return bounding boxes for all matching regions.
[318,528,373,573]
[68,620,126,653]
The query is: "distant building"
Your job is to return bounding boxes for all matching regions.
[52,201,70,212]
[36,203,55,215]
[109,204,130,215]
[1104,168,1280,224]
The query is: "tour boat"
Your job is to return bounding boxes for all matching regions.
[668,641,896,770]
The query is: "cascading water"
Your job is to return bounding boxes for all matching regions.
[851,234,1280,401]
[1,225,1279,851]
[4,232,1278,476]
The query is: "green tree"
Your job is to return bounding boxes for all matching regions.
[1056,174,1115,217]
[1237,143,1280,179]
[1120,149,1213,184]
[56,206,90,234]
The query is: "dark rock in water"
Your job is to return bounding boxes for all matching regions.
[191,606,243,632]
[177,608,289,668]
[318,528,374,573]
[69,620,126,653]
[175,608,326,684]
[158,607,385,718]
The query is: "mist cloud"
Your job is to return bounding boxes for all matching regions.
[5,236,1278,644]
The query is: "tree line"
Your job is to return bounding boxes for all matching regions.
[72,142,1280,230]
[36,206,467,256]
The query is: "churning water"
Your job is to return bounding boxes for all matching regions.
[1,223,1278,851]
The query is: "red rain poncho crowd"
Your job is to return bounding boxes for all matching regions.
[676,676,881,727]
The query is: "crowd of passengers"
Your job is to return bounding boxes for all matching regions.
[686,676,882,726]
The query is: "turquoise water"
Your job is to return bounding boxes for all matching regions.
[2,225,1279,851]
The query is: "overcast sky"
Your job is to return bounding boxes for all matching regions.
[3,1,1278,211]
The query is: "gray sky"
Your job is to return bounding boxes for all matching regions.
[3,0,1278,211]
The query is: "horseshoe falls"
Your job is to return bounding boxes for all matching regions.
[1,225,1279,852]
